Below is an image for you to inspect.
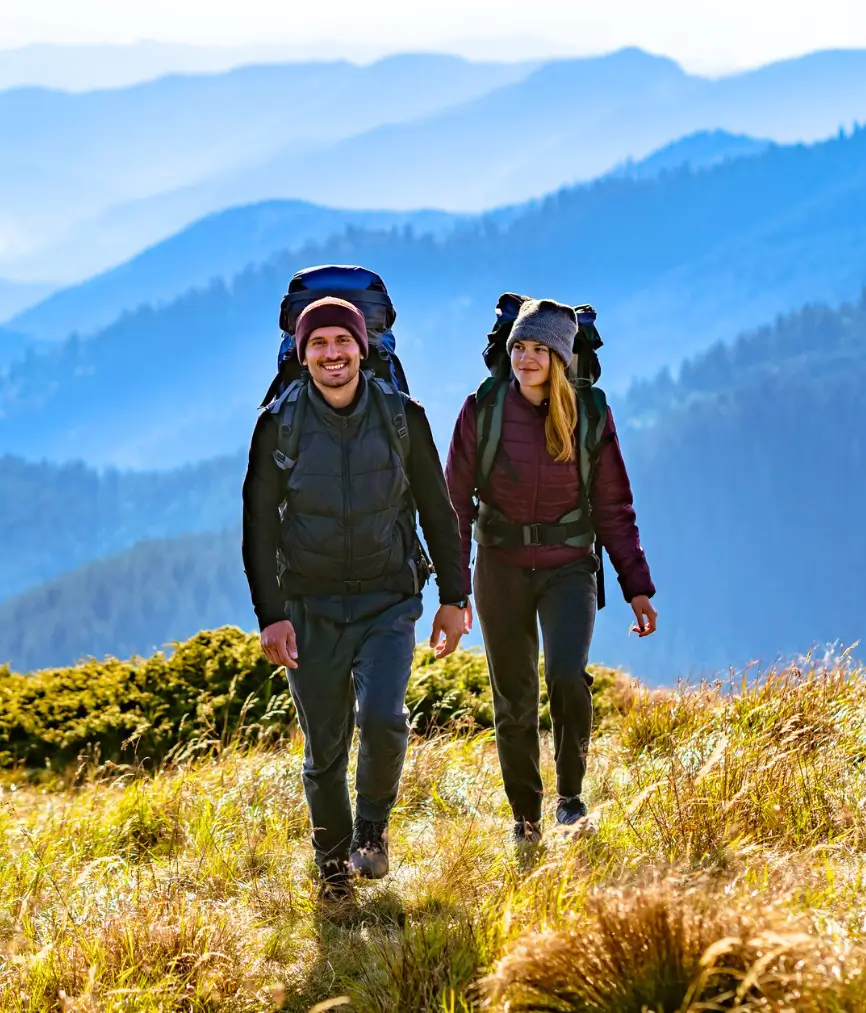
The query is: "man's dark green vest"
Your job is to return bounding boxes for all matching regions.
[266,372,422,597]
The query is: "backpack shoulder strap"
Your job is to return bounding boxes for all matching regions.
[268,377,309,473]
[575,383,609,609]
[475,377,508,490]
[575,384,608,492]
[369,374,411,471]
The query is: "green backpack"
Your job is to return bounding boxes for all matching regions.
[474,293,609,607]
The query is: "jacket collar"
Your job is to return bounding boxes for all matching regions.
[509,377,549,416]
[308,370,370,431]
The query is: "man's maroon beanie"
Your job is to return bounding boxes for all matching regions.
[295,296,369,361]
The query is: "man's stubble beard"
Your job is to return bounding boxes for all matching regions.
[312,359,360,390]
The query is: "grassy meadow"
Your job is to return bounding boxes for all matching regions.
[0,634,865,1011]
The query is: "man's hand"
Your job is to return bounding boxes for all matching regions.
[630,595,658,638]
[260,620,299,669]
[429,605,468,659]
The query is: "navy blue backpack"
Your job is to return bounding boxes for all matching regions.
[260,265,410,407]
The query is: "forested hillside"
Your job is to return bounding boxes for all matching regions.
[2,293,864,679]
[2,127,866,469]
[4,129,756,347]
[4,202,462,345]
[0,528,252,671]
[0,451,245,602]
[603,292,866,677]
[609,129,770,179]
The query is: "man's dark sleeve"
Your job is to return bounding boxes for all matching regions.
[405,400,466,604]
[241,412,287,630]
[444,395,478,598]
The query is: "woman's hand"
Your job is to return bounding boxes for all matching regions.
[630,595,657,638]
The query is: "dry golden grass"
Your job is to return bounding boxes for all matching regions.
[1,651,865,1011]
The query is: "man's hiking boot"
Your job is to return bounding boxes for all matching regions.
[348,817,389,879]
[555,796,597,834]
[512,818,543,844]
[317,859,354,905]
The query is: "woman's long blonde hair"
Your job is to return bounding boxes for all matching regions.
[546,355,577,463]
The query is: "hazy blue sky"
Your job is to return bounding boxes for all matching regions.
[1,0,863,73]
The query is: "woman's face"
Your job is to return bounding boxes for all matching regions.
[511,339,551,389]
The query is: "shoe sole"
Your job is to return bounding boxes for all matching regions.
[556,818,598,836]
[348,853,389,879]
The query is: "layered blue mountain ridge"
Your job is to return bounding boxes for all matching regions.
[1,125,865,470]
[0,47,863,285]
[1,129,763,345]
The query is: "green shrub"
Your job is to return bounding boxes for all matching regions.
[407,647,493,730]
[407,647,623,733]
[0,628,626,771]
[0,627,283,772]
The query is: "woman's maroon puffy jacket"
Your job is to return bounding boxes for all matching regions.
[445,381,655,602]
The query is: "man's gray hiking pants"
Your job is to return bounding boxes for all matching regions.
[285,592,423,867]
[474,547,597,823]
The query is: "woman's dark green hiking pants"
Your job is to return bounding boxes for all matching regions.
[474,547,597,824]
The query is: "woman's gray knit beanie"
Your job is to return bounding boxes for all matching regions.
[505,298,577,365]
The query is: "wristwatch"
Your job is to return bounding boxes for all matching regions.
[442,597,470,609]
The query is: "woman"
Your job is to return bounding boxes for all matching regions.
[445,297,657,842]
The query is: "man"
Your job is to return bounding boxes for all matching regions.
[242,295,469,900]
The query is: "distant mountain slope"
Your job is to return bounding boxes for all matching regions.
[0,327,31,364]
[0,41,352,92]
[0,55,533,282]
[3,293,865,678]
[2,127,865,469]
[7,129,764,346]
[0,528,253,672]
[154,48,866,213]
[3,48,866,283]
[7,202,463,343]
[608,130,772,180]
[0,279,53,323]
[0,451,246,603]
[600,291,866,680]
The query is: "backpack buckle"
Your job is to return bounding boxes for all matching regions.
[344,580,363,594]
[393,413,408,440]
[523,524,541,547]
[272,450,296,472]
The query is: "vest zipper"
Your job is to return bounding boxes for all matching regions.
[342,418,351,594]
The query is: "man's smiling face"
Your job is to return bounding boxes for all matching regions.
[303,326,362,390]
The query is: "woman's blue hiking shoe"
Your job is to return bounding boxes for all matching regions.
[555,796,597,834]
